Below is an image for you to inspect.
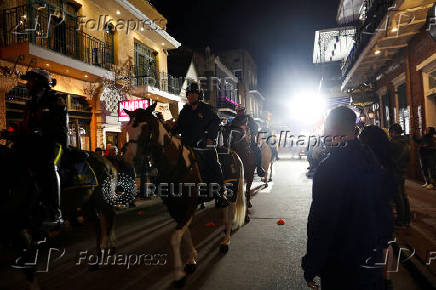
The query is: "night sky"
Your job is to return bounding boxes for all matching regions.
[153,0,339,109]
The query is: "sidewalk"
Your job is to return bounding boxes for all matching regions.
[395,180,436,286]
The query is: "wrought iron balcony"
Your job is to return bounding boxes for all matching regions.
[1,3,114,70]
[216,95,237,111]
[132,65,182,95]
[341,0,395,80]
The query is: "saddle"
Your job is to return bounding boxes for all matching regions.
[60,147,98,190]
[191,147,240,203]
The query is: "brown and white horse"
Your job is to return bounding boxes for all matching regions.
[123,104,246,287]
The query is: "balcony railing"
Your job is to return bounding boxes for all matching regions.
[1,3,114,70]
[341,0,395,80]
[216,95,237,111]
[132,65,182,95]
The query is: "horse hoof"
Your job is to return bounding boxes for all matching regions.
[244,215,250,225]
[173,276,187,288]
[264,183,268,188]
[247,201,253,208]
[184,263,196,274]
[268,179,272,182]
[219,244,229,254]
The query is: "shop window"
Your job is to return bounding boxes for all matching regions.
[104,23,115,66]
[106,132,119,149]
[134,42,158,87]
[68,119,90,150]
[397,83,410,134]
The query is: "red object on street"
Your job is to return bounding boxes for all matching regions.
[277,219,285,225]
[206,222,216,227]
[137,210,145,215]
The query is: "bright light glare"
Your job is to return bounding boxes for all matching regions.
[288,91,326,124]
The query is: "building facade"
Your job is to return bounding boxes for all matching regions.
[219,49,266,122]
[0,0,181,150]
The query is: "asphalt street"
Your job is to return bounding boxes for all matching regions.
[0,157,421,290]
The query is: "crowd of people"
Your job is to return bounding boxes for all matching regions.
[301,106,436,290]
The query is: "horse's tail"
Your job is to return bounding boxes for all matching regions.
[233,152,246,228]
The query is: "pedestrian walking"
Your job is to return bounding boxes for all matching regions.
[359,125,397,290]
[389,124,411,226]
[413,127,436,190]
[302,106,391,290]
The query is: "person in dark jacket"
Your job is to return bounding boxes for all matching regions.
[236,106,265,177]
[389,124,411,226]
[359,125,397,290]
[16,68,68,227]
[302,106,389,290]
[170,82,228,208]
[413,127,436,190]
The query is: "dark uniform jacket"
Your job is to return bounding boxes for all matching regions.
[390,135,410,179]
[413,133,436,157]
[302,140,393,289]
[172,101,220,148]
[22,90,68,148]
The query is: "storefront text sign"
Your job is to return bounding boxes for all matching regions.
[118,100,150,122]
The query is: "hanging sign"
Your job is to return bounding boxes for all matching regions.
[118,99,150,122]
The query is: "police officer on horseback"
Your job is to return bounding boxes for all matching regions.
[235,105,265,177]
[16,68,67,227]
[169,82,229,208]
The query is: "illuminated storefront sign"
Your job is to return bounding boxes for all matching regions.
[118,99,150,122]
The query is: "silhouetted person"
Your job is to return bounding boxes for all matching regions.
[413,127,436,190]
[389,124,411,226]
[302,106,390,290]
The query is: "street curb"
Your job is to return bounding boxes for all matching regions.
[392,243,436,290]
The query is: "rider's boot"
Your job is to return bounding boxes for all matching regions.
[42,164,64,229]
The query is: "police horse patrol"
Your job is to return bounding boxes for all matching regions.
[123,103,246,287]
[0,137,119,288]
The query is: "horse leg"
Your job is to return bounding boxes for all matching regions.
[170,218,192,286]
[105,210,117,252]
[220,203,235,254]
[245,180,252,208]
[99,214,109,250]
[269,160,273,182]
[182,227,198,274]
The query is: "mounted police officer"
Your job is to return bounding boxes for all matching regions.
[235,105,265,177]
[169,82,229,208]
[16,68,67,228]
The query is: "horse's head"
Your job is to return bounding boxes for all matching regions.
[123,102,161,168]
